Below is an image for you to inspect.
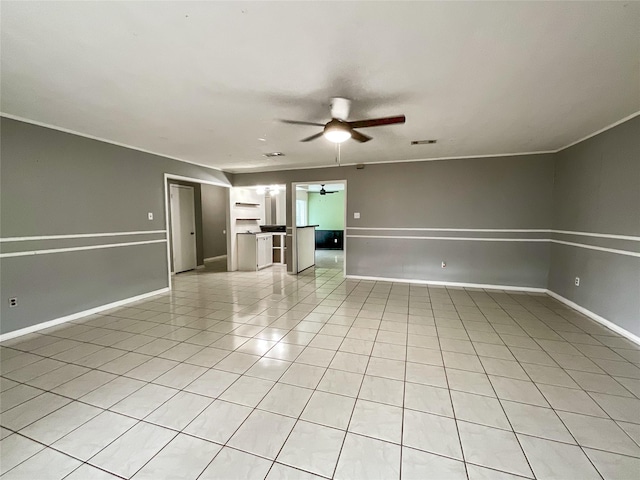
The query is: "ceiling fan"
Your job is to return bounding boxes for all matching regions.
[319,185,337,196]
[281,97,405,143]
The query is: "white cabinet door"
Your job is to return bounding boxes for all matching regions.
[257,236,267,268]
[257,235,273,269]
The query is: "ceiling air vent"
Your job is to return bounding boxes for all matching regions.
[411,140,437,145]
[263,152,285,157]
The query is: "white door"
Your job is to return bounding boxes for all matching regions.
[170,184,197,273]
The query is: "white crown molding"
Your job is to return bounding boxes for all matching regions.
[555,111,640,152]
[0,287,169,342]
[4,109,638,175]
[228,151,555,174]
[0,112,226,173]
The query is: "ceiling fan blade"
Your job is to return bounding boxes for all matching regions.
[350,129,372,143]
[300,132,324,142]
[280,119,326,127]
[348,115,406,129]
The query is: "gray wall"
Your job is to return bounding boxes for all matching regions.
[0,117,232,335]
[201,184,228,259]
[549,116,640,335]
[234,154,556,288]
[167,179,204,268]
[3,114,636,338]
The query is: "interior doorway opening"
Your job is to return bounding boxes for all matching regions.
[228,184,286,272]
[164,174,231,287]
[292,180,347,275]
[169,184,197,273]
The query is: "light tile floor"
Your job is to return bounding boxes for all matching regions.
[1,262,639,480]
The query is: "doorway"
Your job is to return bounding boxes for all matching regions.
[292,180,347,275]
[164,174,231,288]
[169,184,197,273]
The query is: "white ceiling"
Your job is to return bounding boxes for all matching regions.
[1,2,638,173]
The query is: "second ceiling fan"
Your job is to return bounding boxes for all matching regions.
[319,185,336,196]
[282,97,405,143]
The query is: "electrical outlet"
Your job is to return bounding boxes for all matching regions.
[9,297,17,308]
[441,262,446,268]
[575,277,580,287]
[354,212,360,219]
[148,212,153,220]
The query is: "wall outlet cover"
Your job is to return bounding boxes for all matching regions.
[441,262,446,268]
[9,297,17,308]
[354,212,360,219]
[575,277,580,286]
[148,212,153,220]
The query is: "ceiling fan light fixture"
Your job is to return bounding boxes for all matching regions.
[323,120,351,143]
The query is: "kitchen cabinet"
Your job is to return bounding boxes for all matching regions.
[237,233,273,271]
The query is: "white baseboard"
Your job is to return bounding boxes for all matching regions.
[0,287,170,343]
[546,290,640,346]
[204,255,227,262]
[344,275,546,293]
[343,274,639,345]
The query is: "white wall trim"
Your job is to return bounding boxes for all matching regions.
[349,227,551,233]
[347,234,549,243]
[346,234,639,257]
[552,230,640,242]
[345,274,546,292]
[546,290,640,346]
[204,254,227,262]
[0,287,169,343]
[555,111,640,152]
[0,239,167,258]
[550,240,640,258]
[0,112,227,173]
[0,230,167,243]
[348,227,640,241]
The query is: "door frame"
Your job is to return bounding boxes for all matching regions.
[291,179,347,276]
[163,173,231,290]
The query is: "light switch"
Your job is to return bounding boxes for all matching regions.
[148,212,153,220]
[354,212,360,219]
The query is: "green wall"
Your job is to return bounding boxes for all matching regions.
[308,191,344,230]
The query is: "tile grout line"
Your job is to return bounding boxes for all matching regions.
[1,270,639,479]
